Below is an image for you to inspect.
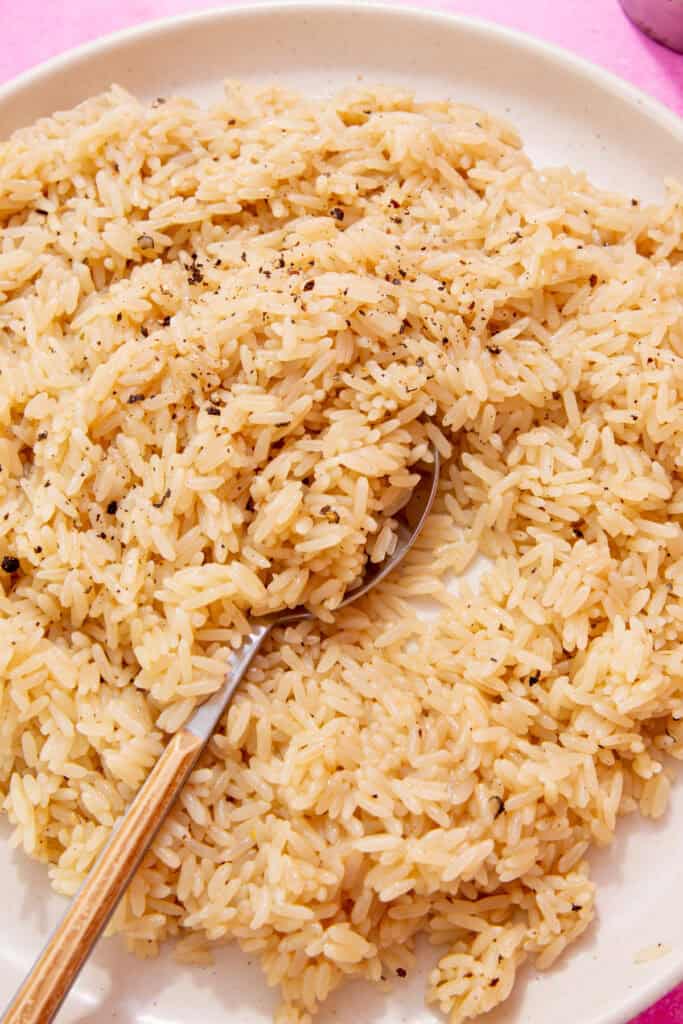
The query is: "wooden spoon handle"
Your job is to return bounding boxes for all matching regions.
[3,728,203,1024]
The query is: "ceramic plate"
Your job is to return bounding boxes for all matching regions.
[1,4,683,1023]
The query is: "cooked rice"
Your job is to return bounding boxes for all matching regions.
[1,82,683,1023]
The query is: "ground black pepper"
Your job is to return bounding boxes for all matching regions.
[1,556,19,574]
[153,488,171,509]
[106,501,118,515]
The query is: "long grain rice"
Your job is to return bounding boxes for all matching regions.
[1,81,683,1023]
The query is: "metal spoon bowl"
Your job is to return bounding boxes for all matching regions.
[3,448,440,1024]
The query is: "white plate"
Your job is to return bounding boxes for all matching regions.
[1,4,683,1024]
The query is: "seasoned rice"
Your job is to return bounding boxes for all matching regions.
[1,81,683,1023]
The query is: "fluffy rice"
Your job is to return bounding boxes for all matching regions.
[1,81,683,1023]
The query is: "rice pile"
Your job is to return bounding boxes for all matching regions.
[1,82,683,1023]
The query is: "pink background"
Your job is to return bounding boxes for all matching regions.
[0,1,682,1022]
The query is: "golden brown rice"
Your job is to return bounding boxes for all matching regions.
[1,82,683,1023]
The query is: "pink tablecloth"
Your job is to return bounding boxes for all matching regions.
[0,1,682,1022]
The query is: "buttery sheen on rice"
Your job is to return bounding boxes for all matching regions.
[1,83,683,1023]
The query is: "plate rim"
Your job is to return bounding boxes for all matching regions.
[1,4,682,1024]
[1,0,683,145]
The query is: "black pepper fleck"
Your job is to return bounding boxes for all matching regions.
[1,556,19,574]
[153,488,171,509]
[106,501,118,515]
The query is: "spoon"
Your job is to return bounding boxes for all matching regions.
[3,448,439,1024]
